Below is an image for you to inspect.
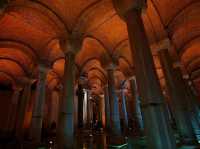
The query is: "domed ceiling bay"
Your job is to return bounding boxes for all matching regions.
[0,0,199,148]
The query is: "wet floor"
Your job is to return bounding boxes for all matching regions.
[1,130,200,149]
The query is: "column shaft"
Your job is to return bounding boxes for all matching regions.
[16,82,32,140]
[185,81,200,137]
[104,86,111,129]
[159,49,196,142]
[130,79,144,132]
[107,68,121,136]
[30,65,47,143]
[77,84,84,128]
[102,97,106,129]
[125,9,176,149]
[57,51,75,148]
[121,89,128,130]
[7,89,21,134]
[50,91,59,124]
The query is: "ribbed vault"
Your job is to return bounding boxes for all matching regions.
[0,0,198,93]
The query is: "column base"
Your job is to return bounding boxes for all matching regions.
[142,103,176,149]
[56,142,75,149]
[56,135,75,149]
[179,137,198,146]
[107,135,127,148]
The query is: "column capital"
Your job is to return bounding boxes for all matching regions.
[173,61,183,69]
[106,63,117,71]
[12,85,23,92]
[64,49,76,58]
[38,59,51,70]
[112,0,147,19]
[55,83,63,91]
[16,77,35,86]
[60,36,82,55]
[156,38,171,52]
[182,74,190,79]
[38,63,50,74]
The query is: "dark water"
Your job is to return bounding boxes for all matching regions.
[0,131,199,149]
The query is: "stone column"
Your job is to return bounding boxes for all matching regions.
[186,80,200,140]
[173,66,199,141]
[83,89,88,127]
[16,79,32,140]
[107,64,124,147]
[101,94,106,129]
[88,92,94,129]
[130,78,144,133]
[104,86,111,130]
[120,87,128,131]
[30,64,48,143]
[57,50,75,149]
[73,85,78,130]
[107,64,121,136]
[77,84,84,128]
[86,90,90,128]
[113,1,176,148]
[6,87,22,134]
[158,41,196,143]
[49,90,59,125]
[186,80,200,124]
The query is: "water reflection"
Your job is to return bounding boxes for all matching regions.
[74,131,146,149]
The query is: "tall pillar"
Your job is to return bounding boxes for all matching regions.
[186,80,200,124]
[186,80,200,140]
[16,79,32,140]
[104,86,111,130]
[101,94,106,129]
[73,85,78,130]
[77,84,84,128]
[83,89,88,127]
[107,64,121,136]
[57,50,75,149]
[49,90,59,125]
[120,87,128,131]
[85,90,91,128]
[6,87,22,134]
[174,66,199,141]
[130,78,144,133]
[158,42,196,142]
[87,92,93,129]
[30,64,48,143]
[113,1,176,148]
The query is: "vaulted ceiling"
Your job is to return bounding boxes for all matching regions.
[0,0,199,95]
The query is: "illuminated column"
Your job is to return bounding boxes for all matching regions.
[83,89,88,126]
[130,78,144,132]
[107,64,121,136]
[74,85,78,130]
[186,80,200,124]
[50,90,59,124]
[120,86,128,131]
[30,64,48,143]
[87,92,93,129]
[186,79,200,140]
[113,1,176,148]
[173,67,199,142]
[7,87,22,134]
[77,84,84,128]
[16,78,32,140]
[100,94,106,129]
[158,40,196,142]
[86,90,90,127]
[57,50,75,149]
[104,86,111,130]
